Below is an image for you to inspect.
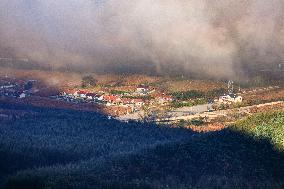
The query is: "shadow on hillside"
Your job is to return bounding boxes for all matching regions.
[0,101,192,189]
[93,129,284,189]
[1,101,284,189]
[4,129,284,189]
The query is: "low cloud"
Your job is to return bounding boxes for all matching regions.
[0,0,283,80]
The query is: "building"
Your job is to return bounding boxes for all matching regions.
[74,90,90,98]
[19,92,26,99]
[158,95,173,104]
[133,99,144,107]
[86,93,97,100]
[218,93,243,104]
[136,85,150,94]
[121,98,133,105]
[103,95,121,104]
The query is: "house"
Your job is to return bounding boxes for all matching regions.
[75,90,90,98]
[218,93,242,104]
[19,92,26,99]
[153,93,173,104]
[133,99,144,107]
[86,93,104,101]
[136,85,150,94]
[158,95,173,104]
[86,93,97,100]
[0,84,15,89]
[121,98,133,105]
[95,94,104,101]
[103,95,121,104]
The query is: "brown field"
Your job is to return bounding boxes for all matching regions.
[160,80,226,92]
[243,88,284,103]
[0,67,227,93]
[0,68,82,88]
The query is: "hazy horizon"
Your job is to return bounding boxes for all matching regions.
[1,0,284,80]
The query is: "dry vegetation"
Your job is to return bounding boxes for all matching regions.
[243,88,284,102]
[161,80,226,92]
[0,68,227,93]
[0,68,82,88]
[186,122,227,132]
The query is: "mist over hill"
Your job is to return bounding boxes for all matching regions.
[1,0,284,80]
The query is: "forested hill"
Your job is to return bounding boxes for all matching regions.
[1,102,284,189]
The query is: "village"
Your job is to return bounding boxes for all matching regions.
[0,75,251,122]
[0,73,284,132]
[1,70,284,127]
[0,76,38,99]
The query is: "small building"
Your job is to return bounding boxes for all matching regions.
[218,93,242,104]
[136,85,150,94]
[62,89,77,96]
[158,95,173,104]
[86,93,97,100]
[95,94,104,101]
[133,99,144,107]
[75,90,90,98]
[121,98,133,105]
[19,93,26,99]
[103,95,121,104]
[0,84,15,89]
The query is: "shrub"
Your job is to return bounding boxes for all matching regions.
[171,90,205,100]
[234,111,284,150]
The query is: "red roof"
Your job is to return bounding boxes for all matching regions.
[62,89,78,95]
[104,95,121,102]
[77,90,90,94]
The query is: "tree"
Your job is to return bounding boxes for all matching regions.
[81,75,97,88]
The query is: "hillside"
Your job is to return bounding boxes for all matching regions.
[1,102,284,189]
[0,67,227,92]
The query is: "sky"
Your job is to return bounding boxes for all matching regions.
[0,0,284,80]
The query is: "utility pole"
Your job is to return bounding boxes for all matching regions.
[228,80,234,94]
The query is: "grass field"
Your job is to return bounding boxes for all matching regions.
[1,102,284,189]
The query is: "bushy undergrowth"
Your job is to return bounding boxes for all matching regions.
[170,98,207,108]
[234,111,284,150]
[171,90,205,100]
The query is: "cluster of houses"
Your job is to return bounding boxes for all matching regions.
[58,85,175,114]
[1,75,246,119]
[59,88,146,108]
[0,77,37,99]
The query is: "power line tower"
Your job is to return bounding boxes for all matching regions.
[228,80,234,94]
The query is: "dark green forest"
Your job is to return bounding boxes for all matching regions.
[1,102,284,189]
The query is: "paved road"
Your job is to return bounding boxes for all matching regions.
[159,101,284,123]
[168,104,213,117]
[117,104,212,122]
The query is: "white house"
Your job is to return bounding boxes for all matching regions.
[158,95,173,104]
[136,85,150,94]
[74,90,89,98]
[86,93,96,100]
[19,93,26,99]
[133,99,144,107]
[219,93,242,104]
